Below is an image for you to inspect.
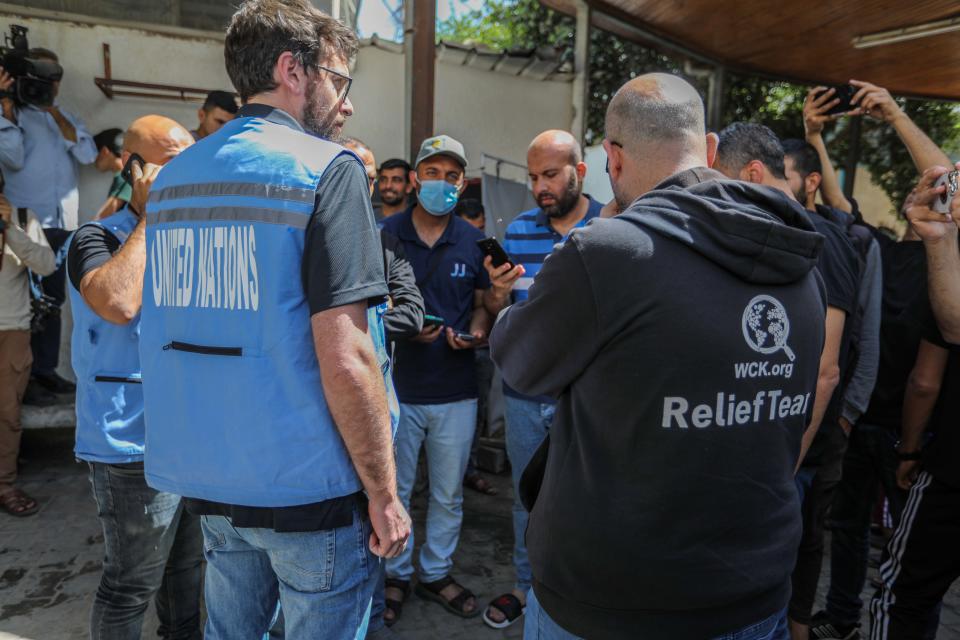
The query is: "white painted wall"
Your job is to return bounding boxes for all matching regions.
[0,12,233,224]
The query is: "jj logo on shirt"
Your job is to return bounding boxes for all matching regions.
[450,263,467,278]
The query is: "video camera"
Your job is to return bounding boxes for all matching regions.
[0,25,62,108]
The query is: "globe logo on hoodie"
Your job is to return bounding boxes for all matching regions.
[741,294,795,362]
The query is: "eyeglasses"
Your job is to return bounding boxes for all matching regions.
[313,64,353,102]
[605,140,623,174]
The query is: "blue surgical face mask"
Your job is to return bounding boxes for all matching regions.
[418,179,460,216]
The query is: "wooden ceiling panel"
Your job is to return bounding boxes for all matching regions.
[544,0,960,100]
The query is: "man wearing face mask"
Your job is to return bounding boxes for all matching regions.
[379,135,506,625]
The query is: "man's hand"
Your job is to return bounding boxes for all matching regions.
[897,460,921,491]
[368,494,412,558]
[0,66,13,93]
[850,80,904,124]
[129,161,162,218]
[484,256,524,303]
[903,165,960,244]
[0,194,11,225]
[804,87,845,137]
[412,323,443,344]
[838,416,853,437]
[0,67,15,123]
[445,327,485,350]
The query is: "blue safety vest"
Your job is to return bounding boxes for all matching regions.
[140,110,396,507]
[69,209,145,463]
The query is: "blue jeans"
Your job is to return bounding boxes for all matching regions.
[202,510,375,640]
[87,461,203,640]
[524,589,789,640]
[387,399,477,582]
[504,395,555,592]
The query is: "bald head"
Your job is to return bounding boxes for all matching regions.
[603,73,716,210]
[528,130,582,166]
[123,115,193,167]
[605,73,705,151]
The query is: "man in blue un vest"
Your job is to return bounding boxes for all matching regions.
[67,114,201,639]
[139,1,411,638]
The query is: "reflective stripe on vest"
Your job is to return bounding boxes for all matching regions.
[140,115,393,507]
[69,209,145,463]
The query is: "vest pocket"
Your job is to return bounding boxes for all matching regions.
[162,341,242,357]
[94,375,142,384]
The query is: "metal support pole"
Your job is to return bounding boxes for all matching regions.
[706,66,726,132]
[570,0,591,142]
[405,0,436,163]
[843,116,862,198]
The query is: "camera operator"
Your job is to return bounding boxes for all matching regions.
[0,46,97,403]
[0,188,55,516]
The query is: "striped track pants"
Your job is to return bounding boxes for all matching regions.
[869,471,959,640]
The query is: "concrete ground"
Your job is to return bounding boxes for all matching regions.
[2,427,959,640]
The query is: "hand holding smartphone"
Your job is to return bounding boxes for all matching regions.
[933,169,959,216]
[476,237,513,269]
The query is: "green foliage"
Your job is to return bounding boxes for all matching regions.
[438,0,960,210]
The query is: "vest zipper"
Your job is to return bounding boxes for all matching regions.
[162,341,242,357]
[94,375,142,384]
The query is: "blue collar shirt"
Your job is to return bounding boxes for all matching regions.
[0,103,97,229]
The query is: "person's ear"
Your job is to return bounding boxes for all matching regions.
[457,176,468,195]
[197,107,206,123]
[275,51,307,95]
[603,139,623,182]
[705,133,719,168]
[120,150,131,166]
[404,179,414,194]
[742,160,765,185]
[807,171,822,196]
[409,170,420,190]
[575,161,587,180]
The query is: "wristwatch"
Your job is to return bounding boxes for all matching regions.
[894,440,923,461]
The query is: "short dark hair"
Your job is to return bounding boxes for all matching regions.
[456,198,484,219]
[716,122,787,179]
[379,158,411,177]
[224,0,359,102]
[93,128,124,156]
[203,90,239,115]
[782,138,822,183]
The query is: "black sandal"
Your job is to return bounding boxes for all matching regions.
[415,575,482,618]
[384,578,410,627]
[482,593,525,629]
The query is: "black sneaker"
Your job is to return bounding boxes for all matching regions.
[33,372,76,394]
[22,380,58,407]
[810,611,860,640]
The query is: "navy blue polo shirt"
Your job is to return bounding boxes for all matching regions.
[381,208,490,404]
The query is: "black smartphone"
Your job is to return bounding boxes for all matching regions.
[120,152,146,185]
[817,85,856,116]
[424,314,444,327]
[476,237,513,269]
[454,332,476,342]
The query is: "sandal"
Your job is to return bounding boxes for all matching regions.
[463,472,498,496]
[415,575,481,619]
[482,593,525,629]
[383,578,410,627]
[0,488,39,517]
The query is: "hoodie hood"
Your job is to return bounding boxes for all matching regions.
[617,168,823,285]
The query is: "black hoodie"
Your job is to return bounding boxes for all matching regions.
[490,169,827,639]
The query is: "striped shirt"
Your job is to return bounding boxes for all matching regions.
[503,196,603,301]
[501,196,602,402]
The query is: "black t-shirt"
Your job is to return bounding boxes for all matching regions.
[68,223,123,292]
[860,241,927,429]
[915,301,960,488]
[802,212,860,467]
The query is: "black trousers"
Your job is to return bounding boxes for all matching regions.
[789,423,849,625]
[30,227,69,375]
[869,471,960,640]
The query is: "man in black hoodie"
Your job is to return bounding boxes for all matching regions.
[489,73,827,639]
